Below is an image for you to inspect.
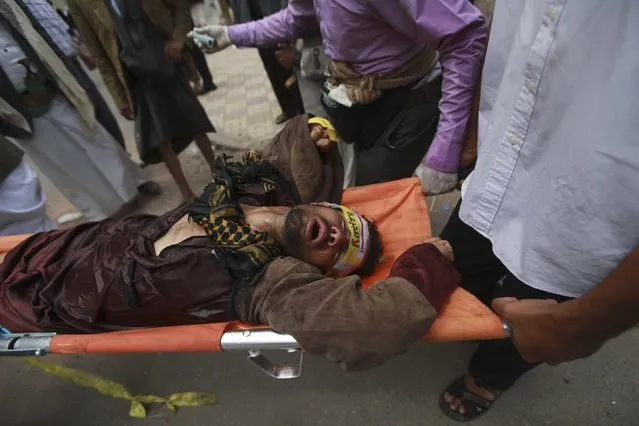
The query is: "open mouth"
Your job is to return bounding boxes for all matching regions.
[305,217,327,247]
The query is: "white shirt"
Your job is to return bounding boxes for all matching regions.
[460,0,639,298]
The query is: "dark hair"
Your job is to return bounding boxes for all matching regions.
[352,218,383,277]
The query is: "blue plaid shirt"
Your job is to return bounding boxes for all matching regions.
[22,0,76,57]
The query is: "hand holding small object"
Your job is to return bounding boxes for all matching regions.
[188,25,231,53]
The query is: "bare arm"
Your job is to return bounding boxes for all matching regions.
[227,0,318,48]
[494,245,639,364]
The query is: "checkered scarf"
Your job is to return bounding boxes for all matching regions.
[188,152,282,281]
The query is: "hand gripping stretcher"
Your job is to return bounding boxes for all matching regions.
[0,178,507,378]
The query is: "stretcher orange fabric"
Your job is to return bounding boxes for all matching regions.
[0,178,505,354]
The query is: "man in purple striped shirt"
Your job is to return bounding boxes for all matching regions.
[192,0,487,193]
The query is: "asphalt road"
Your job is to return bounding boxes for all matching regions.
[2,330,638,426]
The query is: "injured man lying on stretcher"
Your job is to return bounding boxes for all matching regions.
[0,116,460,371]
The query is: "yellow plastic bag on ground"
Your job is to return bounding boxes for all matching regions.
[23,358,217,418]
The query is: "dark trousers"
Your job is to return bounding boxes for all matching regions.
[321,76,442,186]
[440,202,571,390]
[245,0,305,118]
[258,47,305,118]
[191,45,214,88]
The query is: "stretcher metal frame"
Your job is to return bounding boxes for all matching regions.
[0,178,508,379]
[0,329,306,378]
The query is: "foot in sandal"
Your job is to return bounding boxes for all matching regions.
[439,374,504,421]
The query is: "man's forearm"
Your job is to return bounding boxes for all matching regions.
[559,245,639,342]
[427,17,486,172]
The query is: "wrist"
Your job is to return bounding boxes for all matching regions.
[552,297,608,343]
[226,25,242,46]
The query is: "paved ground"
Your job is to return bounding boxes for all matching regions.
[3,48,639,426]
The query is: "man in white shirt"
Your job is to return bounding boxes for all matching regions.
[438,0,639,421]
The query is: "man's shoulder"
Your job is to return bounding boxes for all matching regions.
[264,256,321,277]
[254,256,323,289]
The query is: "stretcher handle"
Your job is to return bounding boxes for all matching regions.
[50,323,228,354]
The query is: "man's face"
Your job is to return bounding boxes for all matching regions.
[281,205,350,273]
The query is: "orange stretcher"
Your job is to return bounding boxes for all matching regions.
[0,178,505,378]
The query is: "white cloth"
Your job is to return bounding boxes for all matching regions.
[0,21,144,222]
[1,0,96,137]
[295,46,355,190]
[460,0,639,298]
[0,159,55,235]
[338,142,355,189]
[108,0,121,17]
[13,95,145,222]
[0,23,32,91]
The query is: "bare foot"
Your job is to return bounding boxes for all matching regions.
[423,237,454,262]
[137,181,162,196]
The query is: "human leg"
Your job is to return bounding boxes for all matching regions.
[157,140,195,202]
[320,77,442,186]
[0,160,55,235]
[191,45,217,94]
[194,133,216,174]
[440,201,509,302]
[439,203,572,420]
[16,97,145,221]
[441,275,571,420]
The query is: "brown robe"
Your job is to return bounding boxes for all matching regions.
[0,116,460,371]
[67,0,199,115]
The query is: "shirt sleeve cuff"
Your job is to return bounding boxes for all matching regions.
[389,243,461,311]
[227,24,252,47]
[424,134,463,173]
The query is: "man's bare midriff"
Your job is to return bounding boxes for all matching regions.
[154,214,207,256]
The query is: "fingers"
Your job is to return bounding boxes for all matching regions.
[310,126,326,142]
[423,237,442,244]
[431,239,454,262]
[191,27,209,35]
[491,297,520,316]
[315,138,332,153]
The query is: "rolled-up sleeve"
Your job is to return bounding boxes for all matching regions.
[227,0,318,48]
[243,244,460,371]
[377,0,487,172]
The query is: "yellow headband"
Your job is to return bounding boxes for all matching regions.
[318,203,371,277]
[308,117,339,143]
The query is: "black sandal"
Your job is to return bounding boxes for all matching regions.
[439,375,502,422]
